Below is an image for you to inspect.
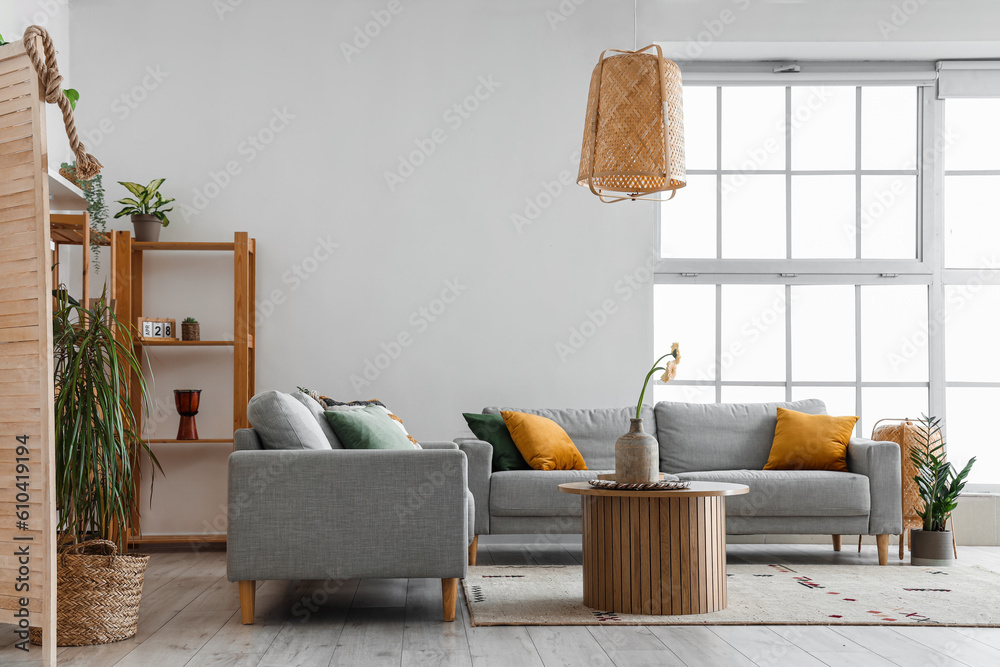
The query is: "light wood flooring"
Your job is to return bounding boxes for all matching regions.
[2,542,999,666]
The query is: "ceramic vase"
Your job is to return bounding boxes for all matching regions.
[615,418,659,483]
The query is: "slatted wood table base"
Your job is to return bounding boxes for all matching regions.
[560,482,749,616]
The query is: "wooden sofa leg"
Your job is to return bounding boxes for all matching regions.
[468,535,479,566]
[442,578,458,622]
[899,532,905,560]
[858,535,862,553]
[876,535,889,566]
[238,580,256,624]
[832,535,842,551]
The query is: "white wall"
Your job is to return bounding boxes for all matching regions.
[66,0,1000,535]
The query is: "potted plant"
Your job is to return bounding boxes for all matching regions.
[35,289,163,646]
[113,178,174,242]
[181,316,200,341]
[909,415,975,566]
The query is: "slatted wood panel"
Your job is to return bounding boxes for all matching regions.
[582,495,728,616]
[0,39,56,664]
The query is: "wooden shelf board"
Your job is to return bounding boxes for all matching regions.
[146,438,234,444]
[133,241,236,251]
[130,534,227,545]
[139,339,235,347]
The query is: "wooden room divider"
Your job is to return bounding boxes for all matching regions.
[0,25,102,663]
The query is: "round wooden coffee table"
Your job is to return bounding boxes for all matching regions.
[558,481,749,616]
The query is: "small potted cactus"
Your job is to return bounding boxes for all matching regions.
[181,317,200,342]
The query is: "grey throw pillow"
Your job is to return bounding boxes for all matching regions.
[290,391,344,448]
[247,391,332,450]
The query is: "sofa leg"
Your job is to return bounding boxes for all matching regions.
[899,532,905,560]
[468,535,479,566]
[832,535,842,551]
[238,580,256,625]
[442,578,458,622]
[858,535,862,553]
[876,535,889,566]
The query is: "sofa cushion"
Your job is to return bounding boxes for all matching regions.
[323,405,415,450]
[675,470,871,517]
[483,406,654,471]
[501,411,587,471]
[764,408,857,472]
[655,399,827,473]
[490,469,613,517]
[291,391,344,448]
[463,412,529,472]
[246,390,332,451]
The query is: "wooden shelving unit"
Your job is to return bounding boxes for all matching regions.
[111,231,256,545]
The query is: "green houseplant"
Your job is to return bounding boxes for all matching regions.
[113,178,174,242]
[909,415,975,566]
[60,160,109,270]
[44,289,163,645]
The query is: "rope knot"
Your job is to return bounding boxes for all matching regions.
[21,25,103,179]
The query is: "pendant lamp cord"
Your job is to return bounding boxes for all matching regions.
[633,0,637,51]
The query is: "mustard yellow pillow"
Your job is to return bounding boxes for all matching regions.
[500,411,588,471]
[763,407,858,472]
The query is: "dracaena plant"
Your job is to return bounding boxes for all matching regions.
[53,288,162,551]
[910,415,975,533]
[113,178,175,227]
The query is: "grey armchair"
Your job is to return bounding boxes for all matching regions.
[227,429,473,622]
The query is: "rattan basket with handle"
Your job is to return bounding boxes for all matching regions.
[29,539,150,646]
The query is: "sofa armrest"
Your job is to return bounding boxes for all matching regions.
[420,441,460,450]
[456,438,492,535]
[234,428,263,451]
[227,449,469,582]
[848,437,902,535]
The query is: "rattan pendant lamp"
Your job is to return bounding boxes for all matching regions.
[577,2,686,203]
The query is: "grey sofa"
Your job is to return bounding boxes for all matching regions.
[227,391,474,623]
[457,400,902,565]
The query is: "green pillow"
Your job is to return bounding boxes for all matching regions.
[463,412,530,472]
[324,406,414,450]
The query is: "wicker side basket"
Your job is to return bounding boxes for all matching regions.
[29,540,150,646]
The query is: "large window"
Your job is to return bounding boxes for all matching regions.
[654,67,1000,487]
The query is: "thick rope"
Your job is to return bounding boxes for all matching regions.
[22,25,103,180]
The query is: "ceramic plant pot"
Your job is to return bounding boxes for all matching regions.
[131,214,162,242]
[615,418,659,484]
[910,529,954,566]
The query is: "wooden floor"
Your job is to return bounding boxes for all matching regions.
[2,543,1000,666]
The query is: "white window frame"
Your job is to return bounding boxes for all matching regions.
[653,62,1000,490]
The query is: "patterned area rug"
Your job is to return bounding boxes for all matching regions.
[463,564,1000,626]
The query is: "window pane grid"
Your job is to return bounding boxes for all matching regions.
[661,84,919,262]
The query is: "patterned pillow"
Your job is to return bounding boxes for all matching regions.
[296,388,421,449]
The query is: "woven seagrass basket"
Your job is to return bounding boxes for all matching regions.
[29,539,150,646]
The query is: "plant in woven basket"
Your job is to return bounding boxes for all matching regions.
[53,287,161,551]
[910,415,975,532]
[60,160,109,271]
